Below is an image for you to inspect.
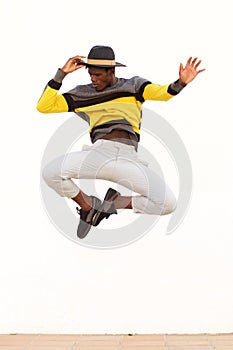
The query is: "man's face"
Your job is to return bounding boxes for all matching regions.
[88,67,115,91]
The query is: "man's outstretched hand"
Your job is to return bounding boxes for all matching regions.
[61,55,86,74]
[179,57,205,86]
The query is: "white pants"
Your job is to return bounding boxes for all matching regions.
[42,140,176,215]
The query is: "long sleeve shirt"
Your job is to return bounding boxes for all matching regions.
[37,69,185,143]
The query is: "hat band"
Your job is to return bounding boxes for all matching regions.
[87,58,115,65]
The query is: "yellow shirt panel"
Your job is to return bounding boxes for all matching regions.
[143,83,174,101]
[75,97,142,132]
[37,86,68,113]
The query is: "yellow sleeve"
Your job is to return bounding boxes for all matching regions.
[36,85,69,113]
[142,83,174,101]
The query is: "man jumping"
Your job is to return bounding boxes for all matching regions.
[37,45,205,238]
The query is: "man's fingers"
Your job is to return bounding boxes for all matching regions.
[73,55,86,59]
[71,55,86,68]
[192,58,205,73]
[186,57,205,71]
[187,57,192,66]
[197,68,206,74]
[194,59,202,68]
[191,57,198,66]
[69,55,86,64]
[179,63,184,73]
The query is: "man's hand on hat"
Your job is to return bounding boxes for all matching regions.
[61,55,86,74]
[179,57,205,86]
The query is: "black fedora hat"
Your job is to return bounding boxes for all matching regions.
[84,45,126,68]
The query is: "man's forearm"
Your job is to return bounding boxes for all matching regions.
[36,70,69,113]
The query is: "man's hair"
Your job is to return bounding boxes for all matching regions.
[104,67,115,73]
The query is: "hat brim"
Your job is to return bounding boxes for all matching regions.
[78,62,126,68]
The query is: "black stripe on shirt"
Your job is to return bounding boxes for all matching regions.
[48,79,62,90]
[137,81,152,102]
[63,91,140,111]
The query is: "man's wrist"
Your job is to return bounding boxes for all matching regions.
[168,79,186,95]
[178,79,187,87]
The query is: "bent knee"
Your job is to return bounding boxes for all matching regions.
[163,195,177,215]
[42,161,61,186]
[132,194,177,215]
[162,198,177,215]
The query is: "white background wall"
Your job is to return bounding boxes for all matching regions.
[0,0,233,334]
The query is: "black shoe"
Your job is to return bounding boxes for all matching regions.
[92,188,120,227]
[76,196,102,239]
